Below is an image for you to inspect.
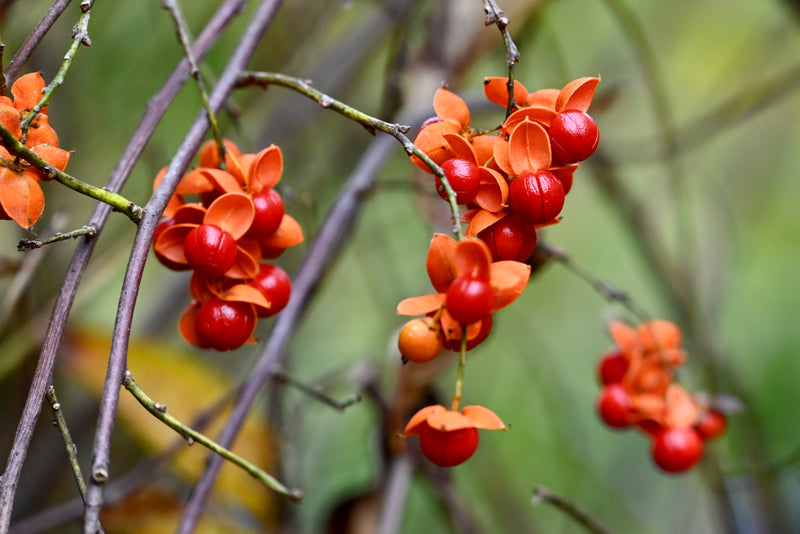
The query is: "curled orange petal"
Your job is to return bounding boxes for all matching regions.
[397,293,446,316]
[466,209,507,238]
[664,384,700,429]
[426,233,458,293]
[249,144,282,192]
[197,139,241,168]
[427,409,473,431]
[454,238,492,280]
[637,320,682,352]
[189,271,217,302]
[260,213,304,249]
[403,405,446,436]
[198,168,244,194]
[173,202,206,224]
[204,192,254,240]
[153,222,194,264]
[473,167,508,213]
[25,114,58,147]
[179,300,208,348]
[489,260,531,311]
[442,133,477,164]
[556,76,600,113]
[31,144,69,172]
[176,169,215,195]
[509,119,551,174]
[483,76,529,108]
[433,88,470,128]
[411,120,460,172]
[470,134,496,166]
[0,103,22,139]
[0,171,44,228]
[527,88,559,109]
[503,106,557,132]
[220,283,271,309]
[11,72,46,114]
[609,321,639,355]
[462,405,506,430]
[492,130,513,175]
[225,239,261,280]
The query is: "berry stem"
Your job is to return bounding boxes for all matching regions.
[46,386,90,504]
[451,328,469,412]
[123,371,303,502]
[0,123,143,222]
[17,224,97,251]
[19,3,93,144]
[483,0,520,119]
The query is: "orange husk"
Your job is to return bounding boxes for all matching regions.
[31,144,70,173]
[0,170,44,227]
[433,88,470,129]
[172,203,206,224]
[527,88,559,109]
[466,208,507,238]
[442,133,477,164]
[503,106,556,132]
[179,301,206,348]
[225,238,262,280]
[489,260,531,312]
[219,283,271,309]
[396,293,446,316]
[454,238,492,280]
[11,73,47,114]
[197,138,241,168]
[473,167,508,213]
[153,223,194,265]
[0,103,22,138]
[25,114,59,147]
[492,129,513,175]
[483,76,529,108]
[426,409,474,431]
[249,144,282,193]
[555,76,600,113]
[259,214,304,248]
[470,134,496,166]
[426,233,458,293]
[508,119,552,175]
[411,119,460,172]
[462,405,506,430]
[204,192,254,240]
[176,169,215,195]
[403,405,446,436]
[198,168,244,195]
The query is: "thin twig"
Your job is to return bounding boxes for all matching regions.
[532,486,614,534]
[272,372,362,413]
[122,372,301,502]
[0,1,246,530]
[3,0,73,85]
[237,71,464,238]
[82,1,285,532]
[483,0,520,117]
[17,225,96,251]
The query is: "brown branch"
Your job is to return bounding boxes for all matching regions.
[532,486,614,534]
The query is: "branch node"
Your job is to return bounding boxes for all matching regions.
[92,467,108,484]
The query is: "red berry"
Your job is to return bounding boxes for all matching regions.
[508,170,565,225]
[549,110,599,164]
[695,410,727,441]
[251,263,291,318]
[184,224,238,277]
[597,383,632,429]
[436,158,480,205]
[418,424,479,467]
[398,317,443,363]
[597,349,629,385]
[478,214,537,262]
[651,427,704,473]
[194,297,256,351]
[248,189,285,239]
[550,165,577,195]
[446,276,493,325]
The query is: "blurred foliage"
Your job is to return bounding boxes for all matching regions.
[1,0,799,533]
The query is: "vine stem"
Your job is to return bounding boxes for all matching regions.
[0,123,143,221]
[532,485,614,534]
[0,1,246,531]
[451,330,468,412]
[483,0,520,118]
[20,1,93,143]
[237,71,464,239]
[18,225,96,251]
[122,372,302,502]
[82,1,285,532]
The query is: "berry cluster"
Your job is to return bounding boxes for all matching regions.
[412,76,600,262]
[596,320,728,473]
[152,140,302,351]
[0,73,71,228]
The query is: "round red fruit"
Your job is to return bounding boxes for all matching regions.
[398,317,443,363]
[446,276,493,325]
[651,427,704,473]
[251,263,291,318]
[597,383,632,429]
[418,424,479,467]
[194,297,256,351]
[478,214,537,262]
[597,349,629,385]
[248,189,285,239]
[436,158,480,205]
[184,224,238,277]
[549,110,599,164]
[695,410,727,441]
[508,170,565,225]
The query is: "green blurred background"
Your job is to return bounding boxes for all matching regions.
[1,0,799,533]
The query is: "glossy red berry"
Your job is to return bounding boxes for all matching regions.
[550,165,577,195]
[194,297,256,351]
[508,170,565,225]
[398,317,443,363]
[549,110,599,164]
[184,224,238,277]
[478,214,537,262]
[248,189,285,239]
[446,276,493,325]
[695,410,728,441]
[597,349,629,385]
[597,383,632,429]
[251,263,291,318]
[436,158,480,205]
[418,424,479,467]
[651,427,704,473]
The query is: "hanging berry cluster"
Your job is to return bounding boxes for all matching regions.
[397,76,600,467]
[0,73,71,228]
[596,320,728,473]
[152,140,303,351]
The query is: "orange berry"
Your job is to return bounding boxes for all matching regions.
[398,317,442,363]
